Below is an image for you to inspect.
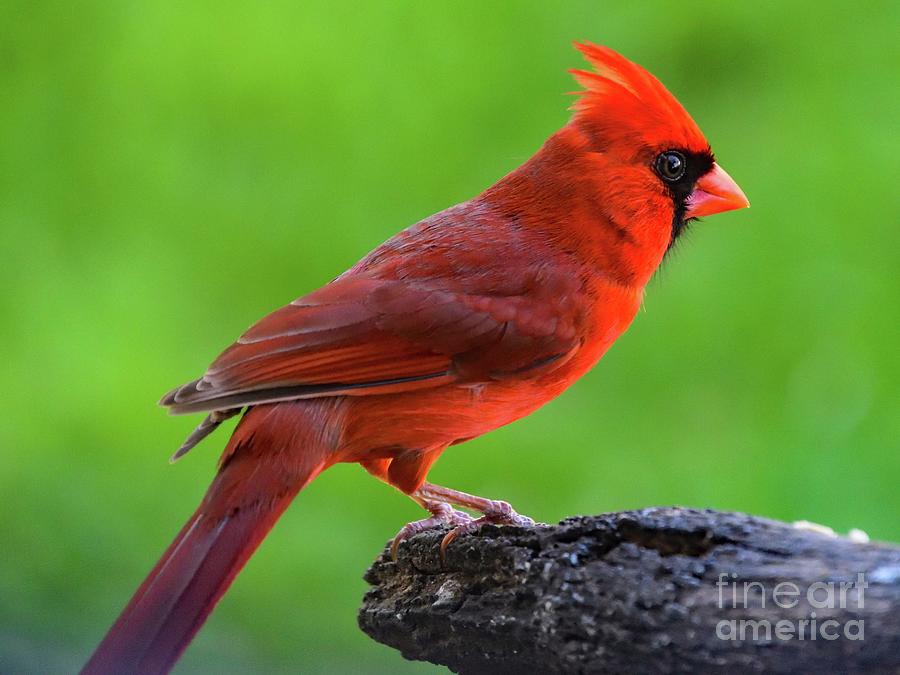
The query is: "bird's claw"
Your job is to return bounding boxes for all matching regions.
[439,500,535,562]
[390,504,473,561]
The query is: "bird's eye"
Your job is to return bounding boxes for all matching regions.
[655,151,686,182]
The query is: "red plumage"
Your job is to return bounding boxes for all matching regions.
[83,43,748,674]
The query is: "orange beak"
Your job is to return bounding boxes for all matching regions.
[685,163,750,218]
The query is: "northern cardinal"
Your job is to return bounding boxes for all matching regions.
[83,43,748,674]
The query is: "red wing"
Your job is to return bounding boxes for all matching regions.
[161,274,581,414]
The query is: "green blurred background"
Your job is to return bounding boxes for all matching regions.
[2,1,898,673]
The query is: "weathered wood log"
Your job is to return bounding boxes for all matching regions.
[359,508,900,674]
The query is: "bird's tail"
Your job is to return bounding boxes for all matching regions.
[82,401,340,675]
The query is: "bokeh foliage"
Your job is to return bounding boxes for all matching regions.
[1,1,897,673]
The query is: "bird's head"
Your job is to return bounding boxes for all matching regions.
[569,43,749,246]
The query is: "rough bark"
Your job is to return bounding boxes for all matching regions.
[359,507,900,674]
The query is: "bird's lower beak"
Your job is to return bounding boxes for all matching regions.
[685,163,749,218]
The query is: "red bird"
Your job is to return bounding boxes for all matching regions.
[83,43,748,674]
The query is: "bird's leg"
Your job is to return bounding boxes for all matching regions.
[390,497,472,561]
[415,482,536,559]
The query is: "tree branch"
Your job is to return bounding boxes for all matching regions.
[359,507,900,674]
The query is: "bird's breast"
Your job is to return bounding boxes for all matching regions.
[340,279,642,457]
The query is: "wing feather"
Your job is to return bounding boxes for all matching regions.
[162,268,584,415]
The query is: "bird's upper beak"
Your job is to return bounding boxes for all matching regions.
[685,163,750,218]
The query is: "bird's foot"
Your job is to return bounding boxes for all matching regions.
[440,499,535,561]
[390,502,473,561]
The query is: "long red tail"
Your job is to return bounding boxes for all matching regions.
[82,402,337,675]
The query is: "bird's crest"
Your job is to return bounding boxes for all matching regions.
[569,43,709,153]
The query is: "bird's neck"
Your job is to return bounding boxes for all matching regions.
[479,124,672,289]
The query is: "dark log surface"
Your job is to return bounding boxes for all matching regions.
[359,508,900,674]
